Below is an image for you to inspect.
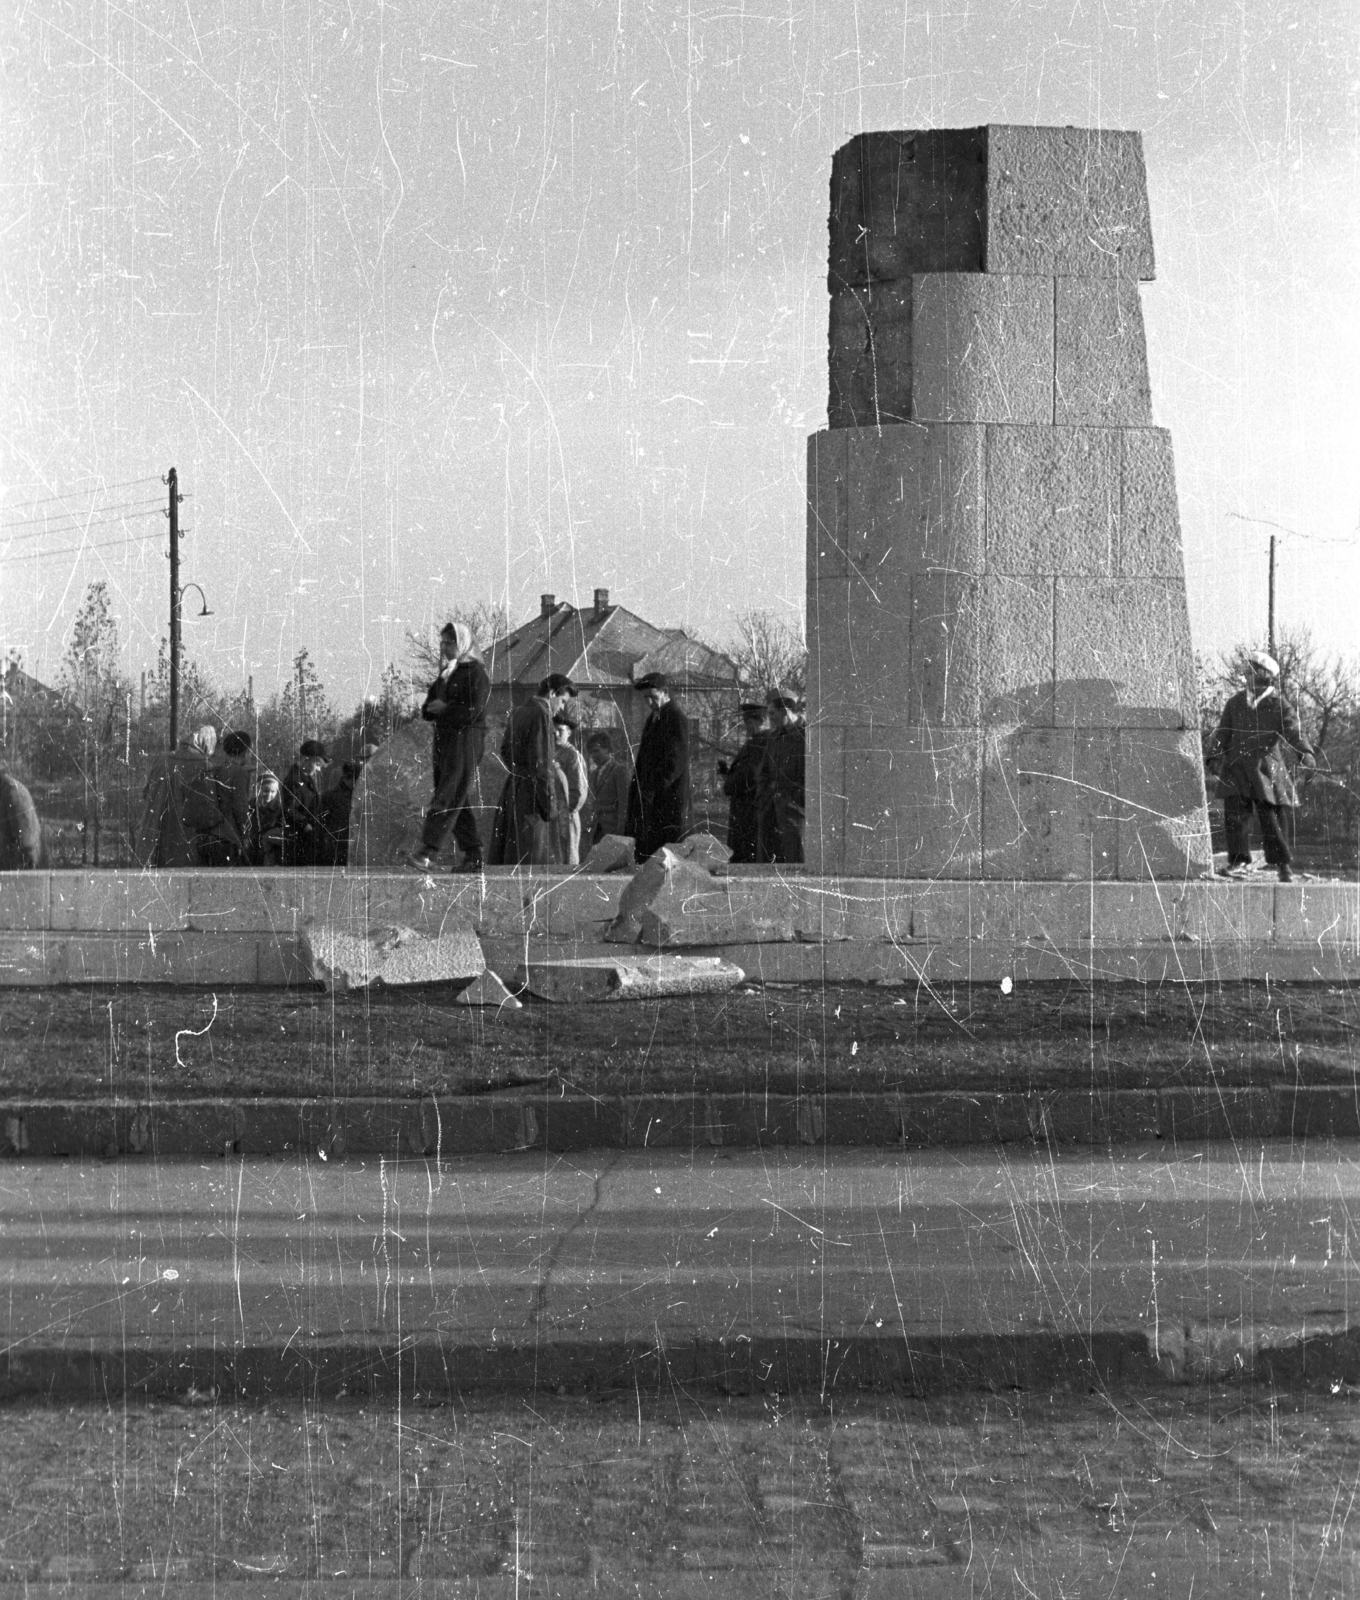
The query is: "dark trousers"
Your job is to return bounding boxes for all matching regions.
[1224,796,1293,868]
[420,730,485,860]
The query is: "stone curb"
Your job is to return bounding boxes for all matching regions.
[2,1327,1356,1404]
[4,1084,1359,1159]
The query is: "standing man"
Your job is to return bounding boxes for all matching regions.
[718,701,770,864]
[411,621,492,872]
[582,731,631,846]
[626,671,691,860]
[1205,650,1314,882]
[281,740,330,867]
[489,674,576,866]
[760,692,806,864]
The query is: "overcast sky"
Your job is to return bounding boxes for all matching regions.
[2,0,1357,707]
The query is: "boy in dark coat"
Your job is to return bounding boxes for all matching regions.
[281,740,330,867]
[759,692,806,864]
[488,675,576,866]
[411,621,492,871]
[626,672,691,860]
[583,731,631,846]
[719,702,770,863]
[1205,650,1314,882]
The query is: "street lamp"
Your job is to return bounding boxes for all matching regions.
[169,581,213,750]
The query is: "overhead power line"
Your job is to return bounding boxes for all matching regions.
[0,532,169,564]
[0,503,169,538]
[0,474,162,513]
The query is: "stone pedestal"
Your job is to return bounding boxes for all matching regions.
[809,125,1212,881]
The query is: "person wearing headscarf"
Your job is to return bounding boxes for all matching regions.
[1205,650,1315,882]
[489,675,575,866]
[552,711,589,867]
[410,620,492,871]
[0,766,44,869]
[719,702,771,864]
[625,672,691,861]
[758,691,806,864]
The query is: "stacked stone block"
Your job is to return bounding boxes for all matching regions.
[808,125,1211,881]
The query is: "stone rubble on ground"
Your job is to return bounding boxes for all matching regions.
[453,969,523,1009]
[515,952,746,1002]
[579,833,638,874]
[607,845,796,947]
[305,918,485,991]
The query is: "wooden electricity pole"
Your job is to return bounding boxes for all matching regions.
[1267,535,1277,663]
[167,467,182,750]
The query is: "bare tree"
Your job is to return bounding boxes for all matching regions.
[728,608,807,697]
[405,601,510,681]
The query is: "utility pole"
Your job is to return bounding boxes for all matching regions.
[1267,535,1276,663]
[167,467,182,750]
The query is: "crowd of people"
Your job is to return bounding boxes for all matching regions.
[134,726,372,869]
[409,618,808,871]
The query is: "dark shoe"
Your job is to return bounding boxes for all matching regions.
[1278,864,1293,883]
[452,857,484,874]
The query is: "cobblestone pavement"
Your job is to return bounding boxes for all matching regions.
[3,1388,1359,1596]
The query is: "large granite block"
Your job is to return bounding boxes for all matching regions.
[977,575,1056,726]
[49,870,188,932]
[805,725,848,875]
[1114,729,1213,879]
[1120,429,1185,577]
[807,563,912,728]
[828,282,912,427]
[1054,578,1195,728]
[910,571,981,727]
[807,429,850,575]
[986,426,1119,575]
[0,873,49,930]
[985,125,1155,279]
[1054,278,1151,426]
[828,127,987,289]
[982,728,1119,879]
[843,727,981,878]
[846,423,984,575]
[911,274,1053,424]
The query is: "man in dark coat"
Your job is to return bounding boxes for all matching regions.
[411,621,492,871]
[281,740,330,867]
[719,702,770,863]
[0,767,43,869]
[1205,650,1314,882]
[488,675,576,866]
[582,730,631,847]
[759,692,806,864]
[626,672,691,861]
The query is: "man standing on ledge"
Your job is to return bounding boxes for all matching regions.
[1205,650,1314,883]
[411,620,491,872]
[626,671,691,861]
[489,674,576,866]
[719,701,770,863]
[761,691,806,864]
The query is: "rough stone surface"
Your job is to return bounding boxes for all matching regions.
[608,849,797,947]
[909,570,982,727]
[1115,729,1214,879]
[453,969,523,1009]
[517,953,746,1002]
[985,125,1155,279]
[1053,578,1195,729]
[976,576,1056,727]
[828,282,912,427]
[1120,429,1185,577]
[807,563,912,728]
[580,834,637,874]
[845,423,984,576]
[828,127,987,289]
[986,426,1120,576]
[843,727,982,878]
[305,919,485,991]
[805,725,848,876]
[982,728,1120,880]
[672,832,733,869]
[807,429,850,575]
[1055,278,1151,426]
[911,274,1053,424]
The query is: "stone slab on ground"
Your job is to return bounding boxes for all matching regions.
[452,969,522,1009]
[304,920,484,991]
[515,953,745,1002]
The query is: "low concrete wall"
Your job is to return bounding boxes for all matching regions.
[1,868,1357,984]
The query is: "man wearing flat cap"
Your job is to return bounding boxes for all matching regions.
[626,671,691,860]
[719,702,770,863]
[489,674,576,866]
[282,740,330,867]
[759,690,806,864]
[1205,650,1314,882]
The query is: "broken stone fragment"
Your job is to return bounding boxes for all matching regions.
[671,831,732,869]
[305,920,485,991]
[606,847,796,947]
[453,969,523,1010]
[579,833,638,874]
[515,953,745,1003]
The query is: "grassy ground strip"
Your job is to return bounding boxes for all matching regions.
[1,980,1356,1103]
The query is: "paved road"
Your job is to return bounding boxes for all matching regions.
[2,1143,1357,1392]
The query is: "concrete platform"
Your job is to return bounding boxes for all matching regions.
[0,868,1356,985]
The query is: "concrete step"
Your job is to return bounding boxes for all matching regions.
[0,929,310,986]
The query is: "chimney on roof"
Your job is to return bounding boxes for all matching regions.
[593,587,610,618]
[540,593,556,618]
